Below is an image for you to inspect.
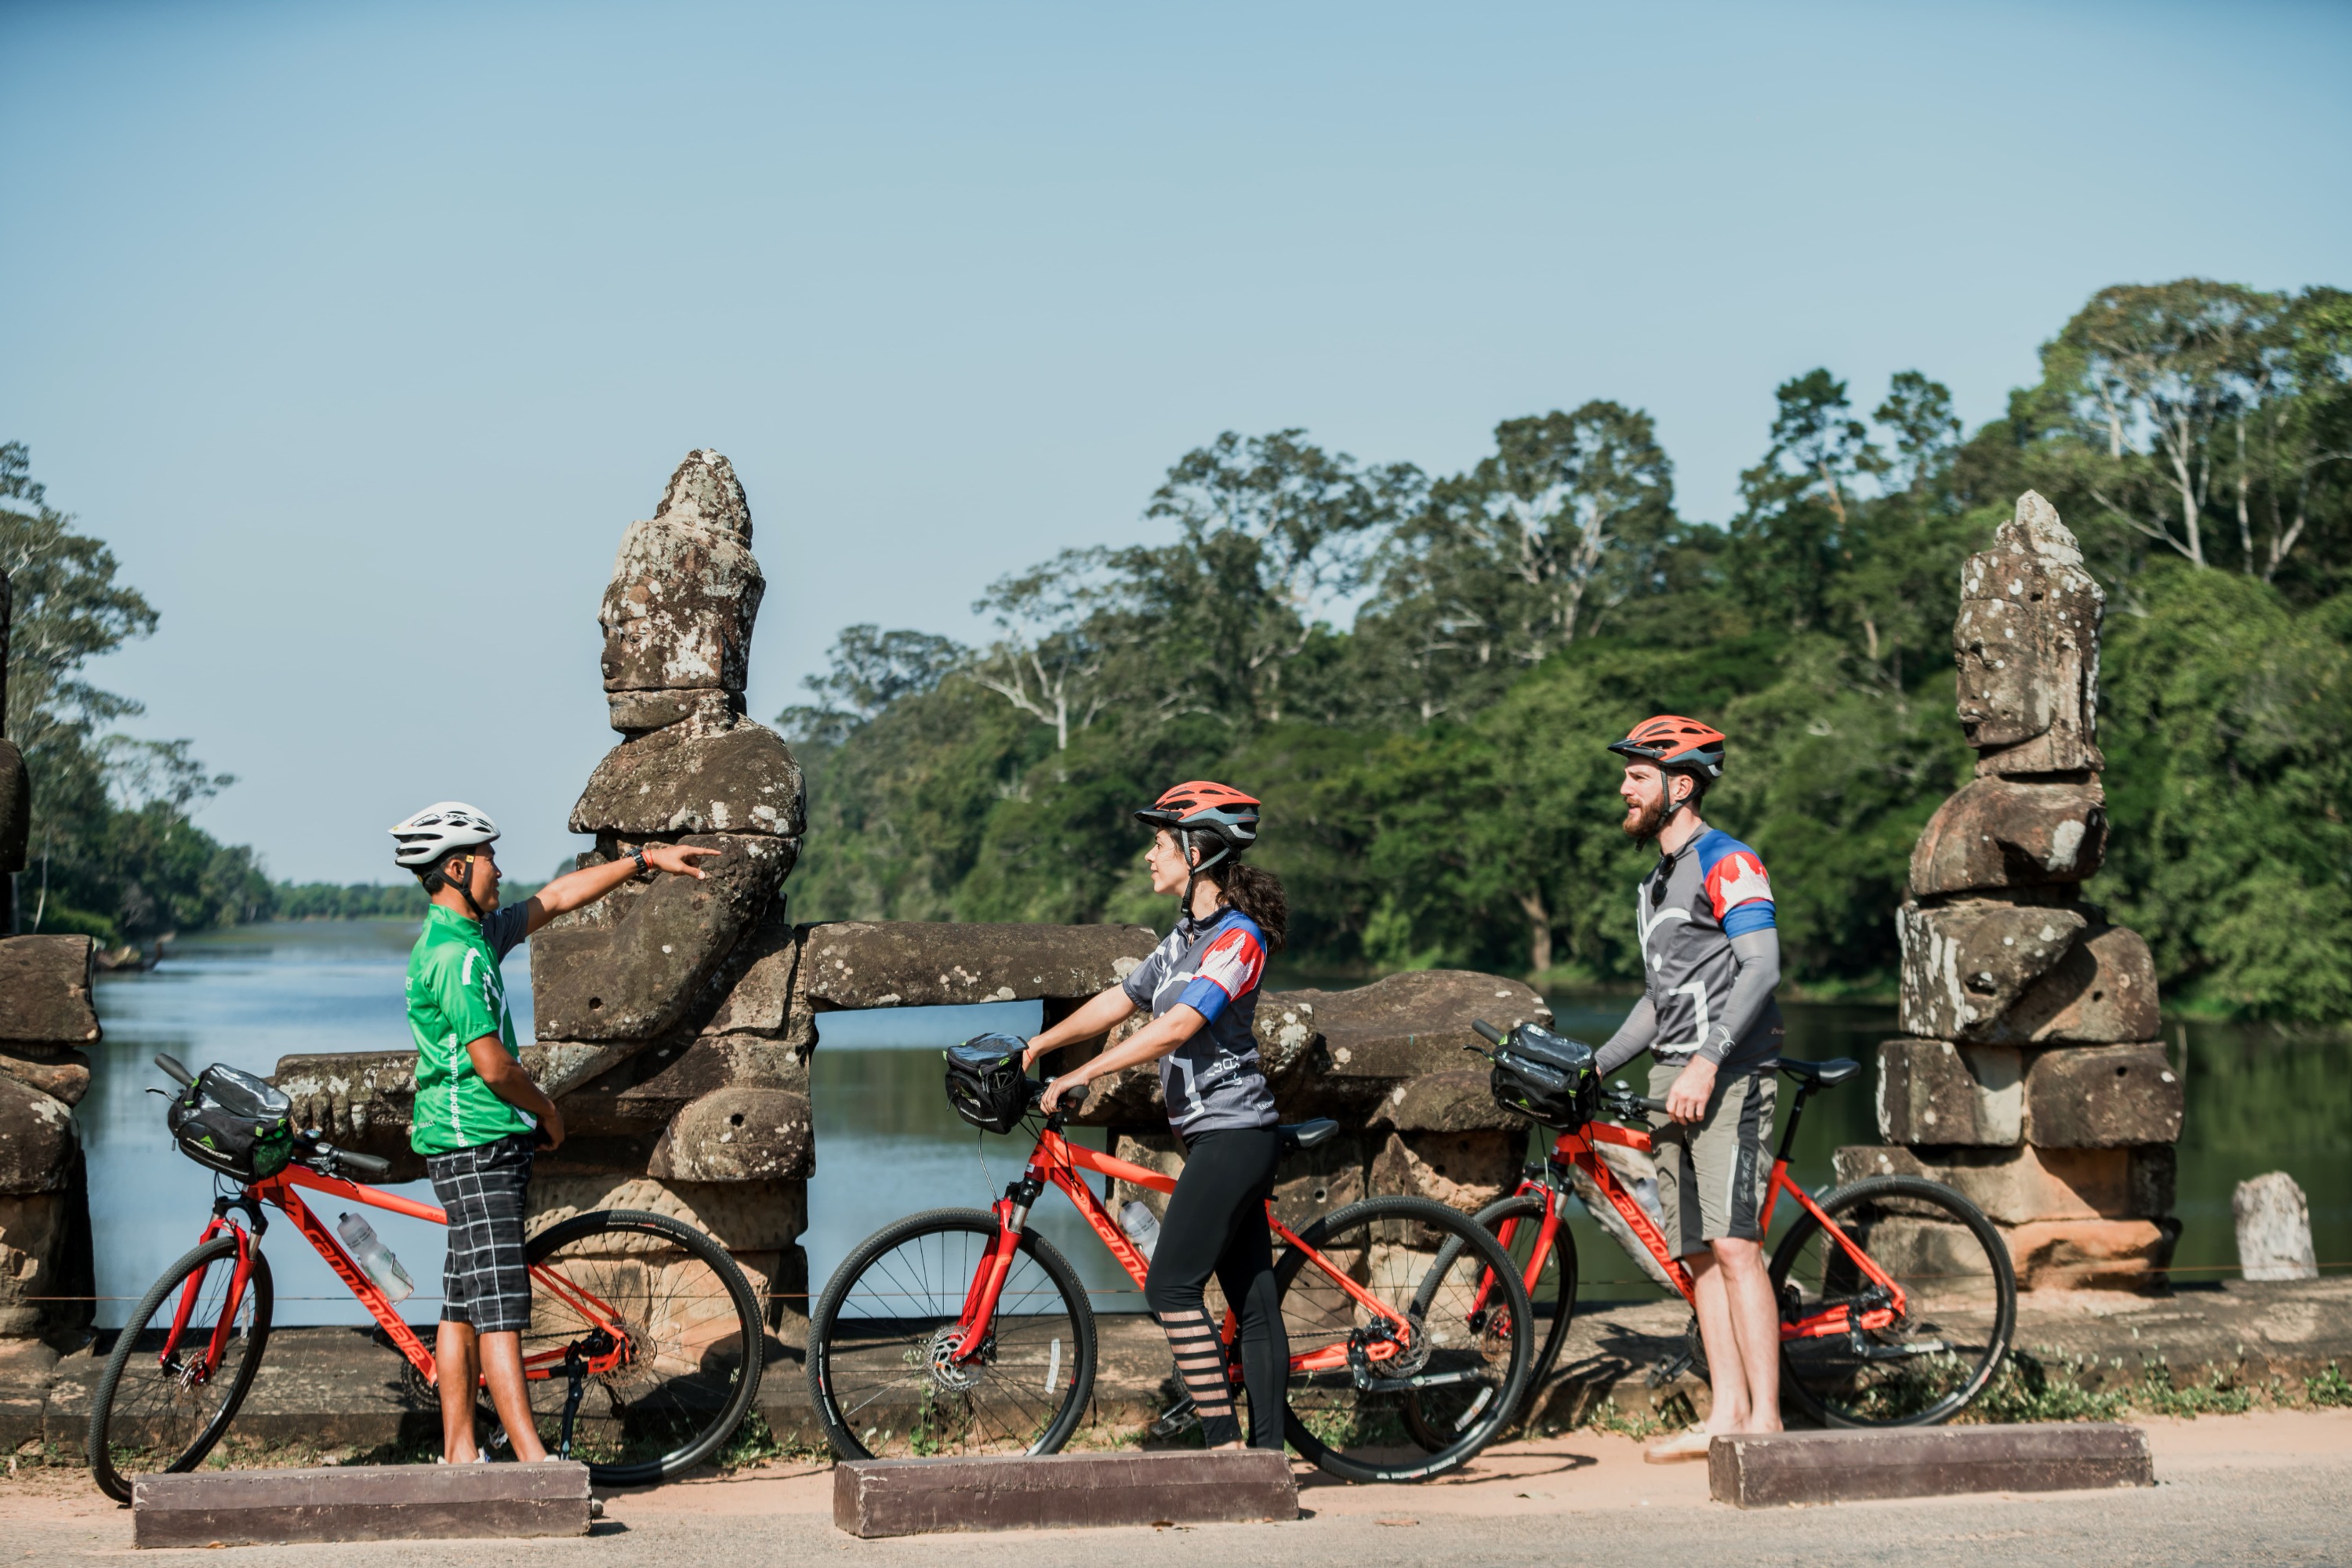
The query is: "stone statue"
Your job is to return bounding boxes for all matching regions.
[1853,493,2180,1290]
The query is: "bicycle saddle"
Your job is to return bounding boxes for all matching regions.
[1775,1057,1860,1087]
[1279,1118,1341,1152]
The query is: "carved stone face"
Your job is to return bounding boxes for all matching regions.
[1953,494,2103,776]
[599,450,765,731]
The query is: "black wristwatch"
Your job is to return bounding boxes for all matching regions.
[629,846,650,878]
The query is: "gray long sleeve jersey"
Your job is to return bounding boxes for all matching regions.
[1593,826,1786,1080]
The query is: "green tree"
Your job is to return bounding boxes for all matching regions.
[2,443,266,939]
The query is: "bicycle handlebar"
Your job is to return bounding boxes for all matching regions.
[154,1053,195,1087]
[332,1148,394,1178]
[1470,1019,1504,1045]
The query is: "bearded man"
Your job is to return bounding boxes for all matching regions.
[1592,717,1788,1461]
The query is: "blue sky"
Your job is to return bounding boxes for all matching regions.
[4,0,2347,884]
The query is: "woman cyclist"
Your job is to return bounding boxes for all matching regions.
[1023,781,1289,1452]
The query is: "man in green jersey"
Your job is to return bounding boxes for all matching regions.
[389,800,715,1464]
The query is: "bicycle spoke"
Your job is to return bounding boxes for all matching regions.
[811,1211,1093,1461]
[1772,1178,2016,1428]
[1279,1196,1534,1484]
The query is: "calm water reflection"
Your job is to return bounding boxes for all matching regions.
[85,924,2347,1323]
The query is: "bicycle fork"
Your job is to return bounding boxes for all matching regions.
[164,1204,263,1386]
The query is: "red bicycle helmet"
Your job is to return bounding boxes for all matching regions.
[1134,780,1261,872]
[1606,715,1727,780]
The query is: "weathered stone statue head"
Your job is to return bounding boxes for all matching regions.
[599,450,765,735]
[1954,492,2104,776]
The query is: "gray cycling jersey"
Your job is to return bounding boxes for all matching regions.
[1121,907,1279,1138]
[1596,826,1783,1078]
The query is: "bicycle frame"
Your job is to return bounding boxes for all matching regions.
[1489,1111,1911,1343]
[946,1122,1414,1379]
[160,1163,635,1392]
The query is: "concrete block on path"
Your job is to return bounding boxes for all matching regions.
[832,1448,1298,1537]
[1708,1423,2153,1509]
[132,1461,593,1548]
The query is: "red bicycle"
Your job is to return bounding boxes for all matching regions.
[806,1090,1537,1483]
[1465,1021,2017,1428]
[86,1054,764,1501]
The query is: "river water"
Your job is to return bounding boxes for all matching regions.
[83,922,2348,1326]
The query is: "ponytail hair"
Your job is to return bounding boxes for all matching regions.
[1205,859,1288,953]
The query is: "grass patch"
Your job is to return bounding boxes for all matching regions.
[1577,1392,1696,1439]
[2307,1362,2352,1408]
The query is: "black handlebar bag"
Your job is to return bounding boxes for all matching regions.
[1488,1025,1600,1130]
[168,1064,296,1181]
[945,1035,1032,1134]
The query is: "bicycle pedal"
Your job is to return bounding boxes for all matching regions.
[1645,1350,1694,1388]
[1148,1396,1200,1439]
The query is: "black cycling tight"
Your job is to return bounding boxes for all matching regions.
[1142,1124,1287,1450]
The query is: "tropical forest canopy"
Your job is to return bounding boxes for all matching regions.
[4,279,2346,1019]
[780,280,2352,1021]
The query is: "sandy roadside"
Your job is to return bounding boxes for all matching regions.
[4,1406,2345,1540]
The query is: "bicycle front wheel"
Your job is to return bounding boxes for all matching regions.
[89,1236,275,1503]
[1769,1174,2017,1427]
[808,1209,1096,1461]
[1463,1191,1577,1429]
[517,1210,765,1484]
[1279,1195,1534,1484]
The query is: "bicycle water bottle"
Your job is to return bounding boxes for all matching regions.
[336,1213,415,1305]
[1118,1200,1161,1263]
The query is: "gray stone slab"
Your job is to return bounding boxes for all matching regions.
[1708,1422,2153,1508]
[132,1460,592,1548]
[833,1448,1296,1536]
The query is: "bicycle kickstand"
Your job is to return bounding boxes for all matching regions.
[558,1345,586,1461]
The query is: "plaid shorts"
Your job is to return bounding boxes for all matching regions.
[426,1134,535,1334]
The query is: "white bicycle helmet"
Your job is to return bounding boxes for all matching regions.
[388,801,500,869]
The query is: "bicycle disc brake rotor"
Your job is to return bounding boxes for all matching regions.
[925,1327,986,1393]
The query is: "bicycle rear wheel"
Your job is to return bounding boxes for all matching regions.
[1463,1191,1577,1428]
[1279,1195,1533,1483]
[1769,1175,2017,1427]
[88,1236,274,1503]
[808,1209,1096,1461]
[514,1210,764,1484]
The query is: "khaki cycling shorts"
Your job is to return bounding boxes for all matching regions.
[1647,1062,1777,1254]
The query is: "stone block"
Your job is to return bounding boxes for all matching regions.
[1985,926,2161,1045]
[2023,1044,2183,1148]
[1874,1039,2021,1145]
[2002,1218,2177,1289]
[132,1460,593,1547]
[0,935,99,1044]
[1954,492,2105,776]
[1368,1129,1519,1214]
[2234,1171,2318,1282]
[527,1174,807,1253]
[569,717,805,839]
[599,449,763,710]
[797,921,1156,1010]
[702,911,800,1036]
[1897,902,2085,1041]
[0,1046,89,1106]
[648,1087,813,1181]
[0,1192,71,1335]
[1833,1143,2174,1224]
[1908,778,2106,896]
[530,833,791,1043]
[271,1051,421,1174]
[1708,1423,2151,1509]
[1367,1068,1520,1132]
[1254,993,1322,1094]
[832,1449,1297,1537]
[1268,971,1549,1122]
[0,1073,76,1194]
